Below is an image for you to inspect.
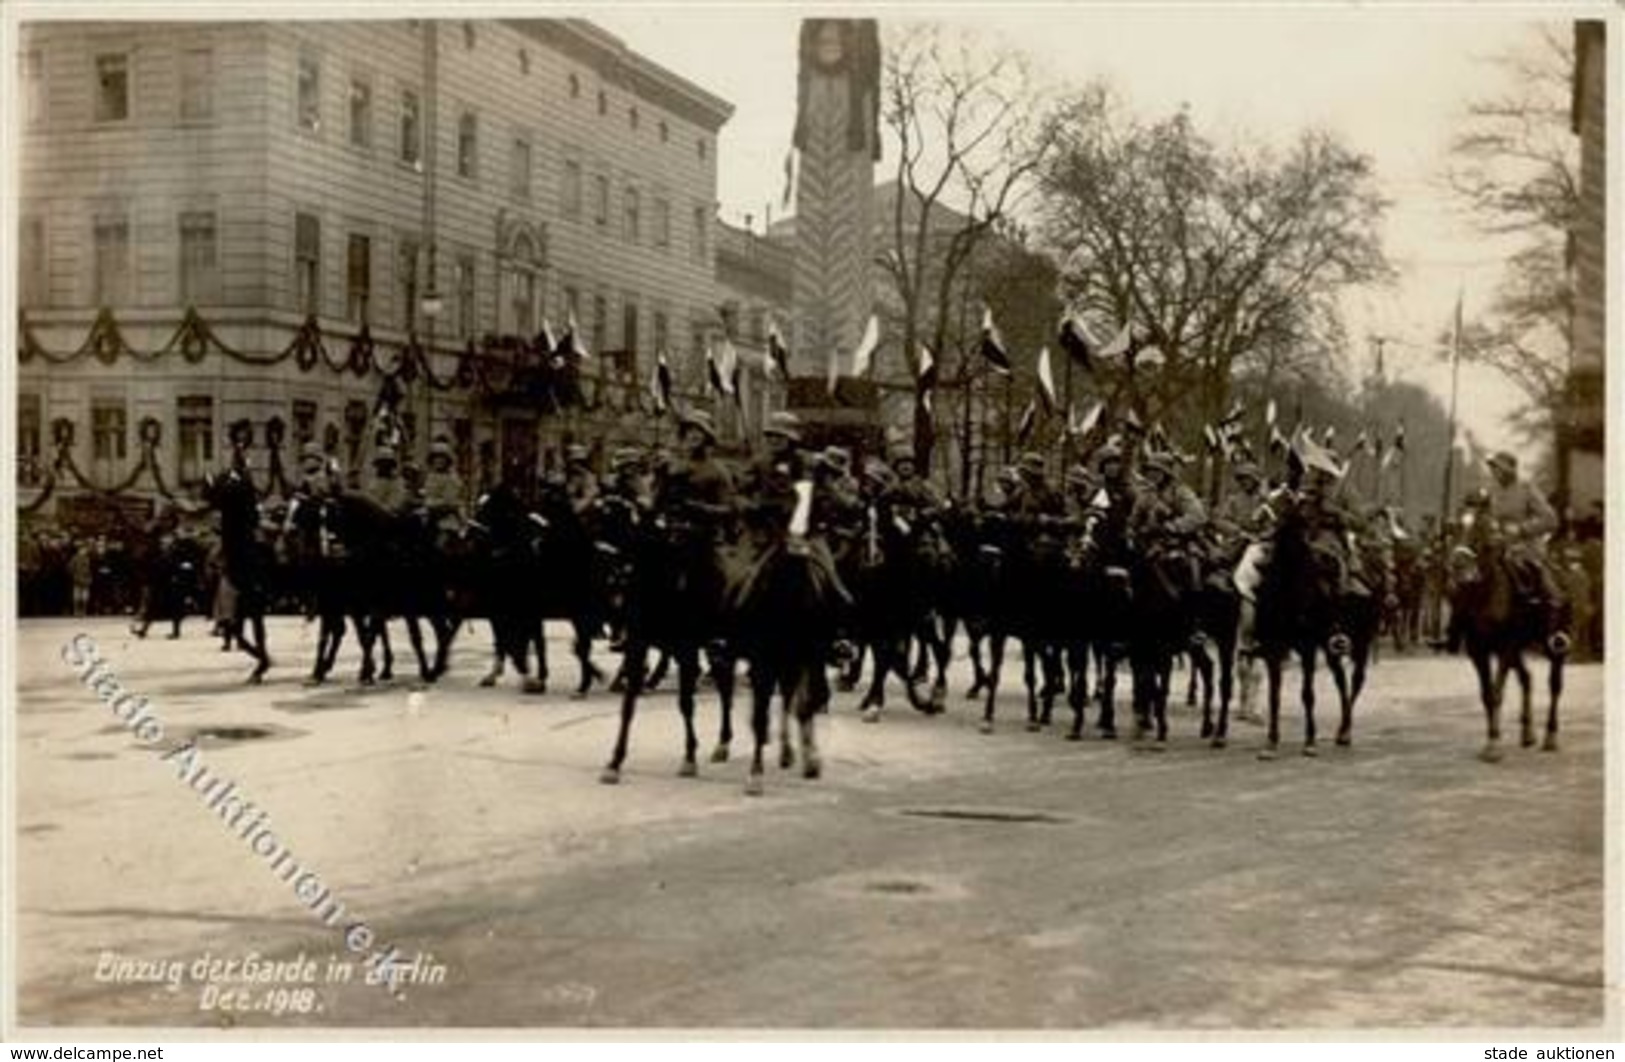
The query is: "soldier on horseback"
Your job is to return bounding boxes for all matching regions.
[420,435,467,539]
[1483,450,1568,646]
[364,444,409,514]
[1129,452,1207,587]
[664,410,736,539]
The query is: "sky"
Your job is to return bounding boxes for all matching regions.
[591,3,1576,456]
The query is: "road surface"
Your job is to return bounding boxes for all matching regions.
[12,616,1609,1031]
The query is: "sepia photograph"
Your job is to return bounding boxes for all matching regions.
[2,0,1615,1039]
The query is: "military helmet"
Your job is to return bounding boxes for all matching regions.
[764,411,804,443]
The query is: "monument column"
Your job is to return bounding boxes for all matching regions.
[788,18,881,448]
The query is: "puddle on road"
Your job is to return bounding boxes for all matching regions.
[150,723,308,750]
[893,806,1073,825]
[814,870,971,902]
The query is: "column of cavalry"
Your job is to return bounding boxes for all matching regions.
[188,401,1573,793]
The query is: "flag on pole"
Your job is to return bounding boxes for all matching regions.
[539,318,558,356]
[565,309,587,359]
[1352,428,1371,457]
[1075,399,1103,438]
[1036,346,1057,412]
[650,350,673,413]
[851,314,879,378]
[1016,397,1039,445]
[767,323,791,380]
[1203,424,1222,454]
[979,308,1012,374]
[780,149,796,209]
[826,346,841,397]
[705,341,725,397]
[918,342,938,416]
[717,336,739,396]
[1058,312,1097,371]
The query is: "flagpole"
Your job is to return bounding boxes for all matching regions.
[1439,292,1463,524]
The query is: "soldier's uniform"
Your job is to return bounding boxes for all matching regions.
[364,445,409,514]
[563,445,600,519]
[1483,450,1565,631]
[662,411,737,540]
[1127,453,1206,549]
[421,437,468,536]
[1003,452,1065,521]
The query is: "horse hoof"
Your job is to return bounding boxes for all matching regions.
[380,670,394,683]
[1335,734,1352,748]
[599,767,622,786]
[247,673,264,686]
[1146,741,1167,753]
[1541,735,1559,753]
[1258,747,1278,761]
[478,674,498,688]
[1211,736,1227,750]
[1200,722,1214,739]
[1302,745,1318,758]
[1478,742,1504,763]
[802,757,822,780]
[978,718,995,735]
[678,761,698,779]
[303,676,325,688]
[1520,731,1536,749]
[964,685,984,701]
[609,677,628,694]
[779,747,795,771]
[1098,728,1117,741]
[744,773,765,797]
[523,678,547,695]
[861,706,881,724]
[710,745,730,763]
[1025,720,1042,733]
[1065,730,1082,742]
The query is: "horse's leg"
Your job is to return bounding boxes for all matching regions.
[859,635,889,721]
[1543,652,1564,752]
[798,656,828,779]
[1514,656,1535,748]
[745,656,773,797]
[675,645,701,778]
[965,626,989,700]
[572,617,598,698]
[1097,645,1119,739]
[1039,642,1063,726]
[1154,650,1172,746]
[1299,644,1318,756]
[478,613,505,687]
[1214,623,1237,748]
[710,645,736,763]
[405,615,431,684]
[245,611,271,683]
[979,632,1007,734]
[1193,642,1215,739]
[928,613,951,709]
[1327,651,1354,747]
[1183,650,1198,708]
[1023,640,1042,732]
[1472,648,1502,762]
[1066,640,1088,740]
[600,639,648,784]
[1258,653,1283,760]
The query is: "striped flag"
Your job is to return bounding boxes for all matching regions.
[1099,322,1132,359]
[979,308,1012,374]
[649,350,673,413]
[851,314,879,378]
[1016,397,1039,445]
[767,323,791,380]
[1058,312,1097,371]
[1036,347,1057,412]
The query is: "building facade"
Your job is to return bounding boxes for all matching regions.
[17,18,733,524]
[1561,19,1605,516]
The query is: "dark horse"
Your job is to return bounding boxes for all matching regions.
[1252,507,1370,759]
[200,466,272,683]
[837,503,943,722]
[975,513,1071,735]
[1447,514,1567,762]
[599,511,739,784]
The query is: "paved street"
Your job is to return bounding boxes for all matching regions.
[13,616,1608,1031]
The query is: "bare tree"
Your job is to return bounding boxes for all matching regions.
[1038,84,1392,452]
[1443,24,1577,441]
[877,21,1060,468]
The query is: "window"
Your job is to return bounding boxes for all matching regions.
[95,53,129,122]
[179,48,212,121]
[178,211,219,305]
[23,49,45,127]
[453,254,476,339]
[92,399,128,464]
[462,22,476,50]
[629,105,639,131]
[568,72,580,98]
[502,267,537,336]
[623,186,640,243]
[19,217,45,307]
[457,111,477,178]
[591,294,607,355]
[18,393,42,488]
[622,298,639,353]
[561,159,582,218]
[691,205,709,263]
[653,198,670,249]
[93,215,131,306]
[297,53,320,132]
[396,237,419,331]
[346,233,371,323]
[518,49,530,75]
[697,138,708,161]
[658,120,668,144]
[349,77,372,148]
[177,395,213,487]
[652,310,669,356]
[509,138,531,200]
[292,399,317,445]
[596,89,607,115]
[593,175,609,226]
[452,418,473,479]
[294,212,321,315]
[399,88,421,165]
[563,285,580,329]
